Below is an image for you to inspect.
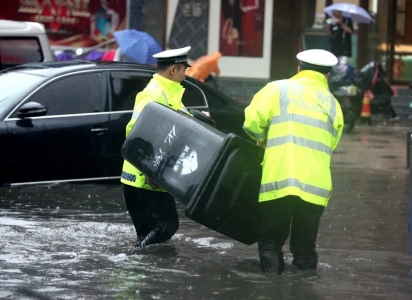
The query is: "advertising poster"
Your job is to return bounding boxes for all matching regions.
[220,0,265,57]
[0,0,127,47]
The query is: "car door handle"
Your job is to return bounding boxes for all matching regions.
[91,128,108,132]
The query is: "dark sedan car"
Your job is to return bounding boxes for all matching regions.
[0,61,249,186]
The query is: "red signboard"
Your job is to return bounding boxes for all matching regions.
[0,0,127,47]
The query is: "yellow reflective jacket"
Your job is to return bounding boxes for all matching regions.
[121,74,188,190]
[243,70,344,206]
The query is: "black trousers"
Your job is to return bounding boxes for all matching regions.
[123,184,179,247]
[258,196,324,273]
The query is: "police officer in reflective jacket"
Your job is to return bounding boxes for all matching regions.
[243,49,344,274]
[121,46,192,248]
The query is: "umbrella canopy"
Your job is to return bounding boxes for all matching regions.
[113,29,163,65]
[324,2,372,24]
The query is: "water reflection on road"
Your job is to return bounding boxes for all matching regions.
[1,126,412,299]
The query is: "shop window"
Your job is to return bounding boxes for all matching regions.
[396,0,407,38]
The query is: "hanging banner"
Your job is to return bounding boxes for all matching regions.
[168,0,209,60]
[0,0,127,48]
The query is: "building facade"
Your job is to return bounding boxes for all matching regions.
[1,0,410,90]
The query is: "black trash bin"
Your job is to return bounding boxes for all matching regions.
[185,134,263,245]
[122,102,227,204]
[122,101,264,245]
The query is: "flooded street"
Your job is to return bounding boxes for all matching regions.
[1,125,412,299]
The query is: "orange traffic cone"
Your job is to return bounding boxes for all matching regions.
[360,90,372,125]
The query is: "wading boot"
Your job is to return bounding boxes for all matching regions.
[259,251,285,275]
[292,255,318,270]
[135,222,167,248]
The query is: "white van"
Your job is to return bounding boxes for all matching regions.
[0,20,54,70]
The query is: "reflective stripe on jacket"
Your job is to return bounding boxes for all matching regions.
[243,70,344,206]
[121,74,187,190]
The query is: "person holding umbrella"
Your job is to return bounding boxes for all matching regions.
[325,9,354,59]
[323,2,372,60]
[121,46,192,249]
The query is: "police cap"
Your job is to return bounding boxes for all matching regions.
[296,49,338,73]
[153,46,192,67]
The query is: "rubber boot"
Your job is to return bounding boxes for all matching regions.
[135,222,167,248]
[292,255,318,270]
[259,249,285,275]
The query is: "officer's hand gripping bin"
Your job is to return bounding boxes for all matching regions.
[121,102,264,245]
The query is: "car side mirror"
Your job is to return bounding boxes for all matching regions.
[17,102,47,118]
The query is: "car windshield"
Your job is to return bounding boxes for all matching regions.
[0,71,44,116]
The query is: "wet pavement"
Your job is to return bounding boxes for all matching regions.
[1,123,412,299]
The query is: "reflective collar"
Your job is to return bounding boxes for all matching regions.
[153,74,183,94]
[291,70,329,89]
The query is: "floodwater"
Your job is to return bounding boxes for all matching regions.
[1,125,412,299]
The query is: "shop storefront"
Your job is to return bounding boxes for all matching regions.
[164,0,318,98]
[1,1,408,91]
[166,0,273,79]
[303,0,412,85]
[387,0,412,84]
[0,0,128,48]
